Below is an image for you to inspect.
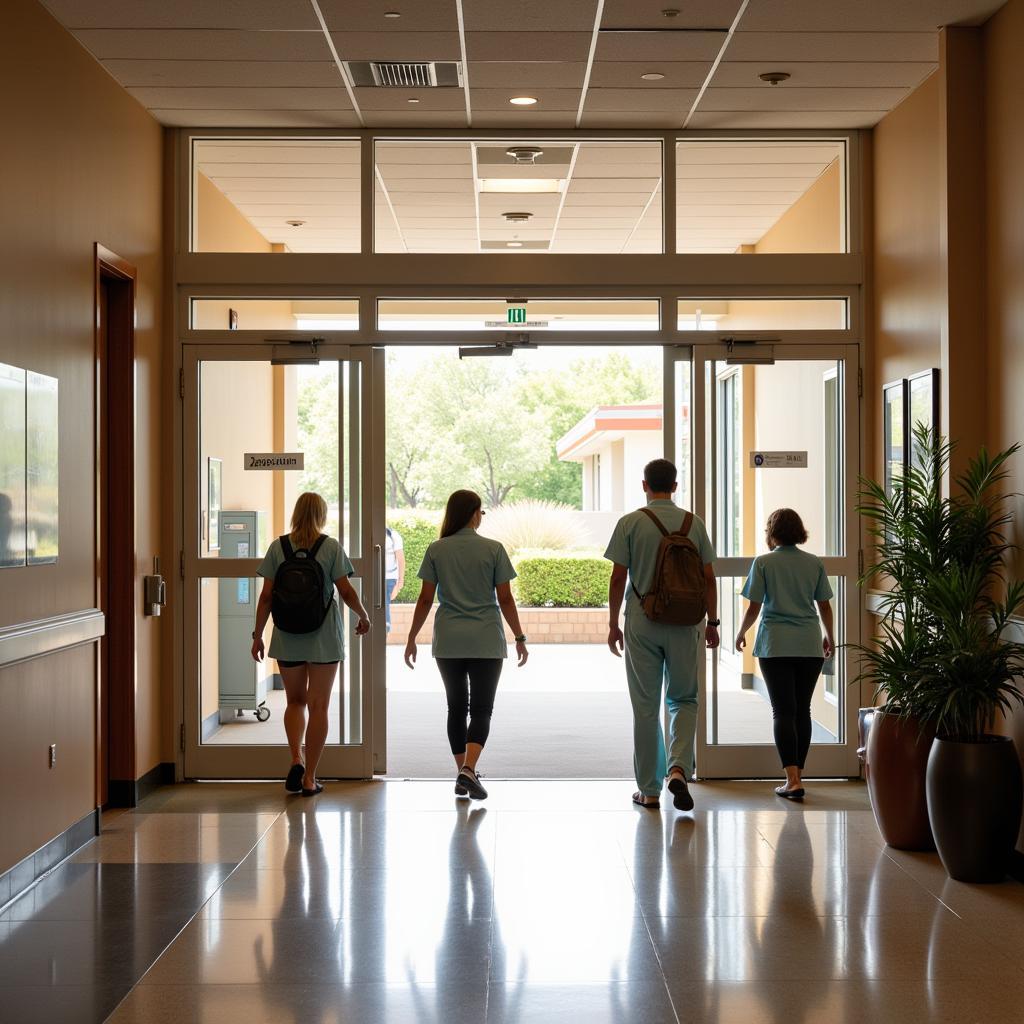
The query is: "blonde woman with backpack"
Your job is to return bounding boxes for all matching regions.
[251,492,370,797]
[604,459,719,812]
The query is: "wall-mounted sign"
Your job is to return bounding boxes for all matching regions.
[244,452,304,471]
[507,306,527,324]
[750,451,808,469]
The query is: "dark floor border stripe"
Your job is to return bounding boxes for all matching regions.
[108,762,174,808]
[0,807,99,911]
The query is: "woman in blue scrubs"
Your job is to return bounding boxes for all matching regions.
[403,490,529,800]
[735,508,835,801]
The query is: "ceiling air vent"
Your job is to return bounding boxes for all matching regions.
[345,61,463,88]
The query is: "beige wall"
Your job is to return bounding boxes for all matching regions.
[0,0,163,871]
[195,171,271,254]
[870,72,943,484]
[755,160,842,254]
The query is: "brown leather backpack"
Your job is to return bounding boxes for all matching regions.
[632,508,708,626]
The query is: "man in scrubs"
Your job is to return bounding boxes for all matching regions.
[605,459,719,811]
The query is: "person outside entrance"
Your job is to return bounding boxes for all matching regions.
[384,525,405,633]
[604,459,720,811]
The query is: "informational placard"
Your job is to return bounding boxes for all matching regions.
[244,452,305,471]
[749,451,808,469]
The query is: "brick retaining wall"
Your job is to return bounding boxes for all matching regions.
[387,604,607,644]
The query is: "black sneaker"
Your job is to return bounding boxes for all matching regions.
[457,766,488,800]
[285,763,305,794]
[454,775,469,797]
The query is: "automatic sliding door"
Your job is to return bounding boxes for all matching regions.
[182,344,382,779]
[670,344,860,778]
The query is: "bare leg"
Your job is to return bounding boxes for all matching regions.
[784,765,802,791]
[463,742,484,772]
[303,662,338,790]
[453,753,466,770]
[281,664,309,768]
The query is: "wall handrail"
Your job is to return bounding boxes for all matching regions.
[0,609,105,669]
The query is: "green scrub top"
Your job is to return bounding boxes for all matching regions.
[741,545,833,658]
[603,500,716,614]
[418,528,517,659]
[257,535,354,663]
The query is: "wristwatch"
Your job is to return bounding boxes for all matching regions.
[706,619,721,627]
[514,634,527,643]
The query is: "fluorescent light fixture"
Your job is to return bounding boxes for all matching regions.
[479,178,564,194]
[507,241,523,247]
[509,96,538,105]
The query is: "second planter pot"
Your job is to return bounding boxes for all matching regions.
[865,710,935,850]
[926,735,1023,883]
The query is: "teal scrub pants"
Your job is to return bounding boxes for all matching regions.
[624,611,701,797]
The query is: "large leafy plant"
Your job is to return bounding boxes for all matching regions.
[856,426,1024,738]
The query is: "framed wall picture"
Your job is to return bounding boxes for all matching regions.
[207,456,222,552]
[908,368,940,473]
[883,378,908,500]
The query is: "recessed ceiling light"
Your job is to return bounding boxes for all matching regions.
[407,97,420,103]
[384,10,401,17]
[286,219,305,227]
[509,96,538,106]
[502,211,532,223]
[507,241,524,248]
[759,71,791,86]
[641,73,665,81]
[479,178,564,194]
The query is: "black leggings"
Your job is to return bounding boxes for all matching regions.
[760,657,825,769]
[436,658,503,756]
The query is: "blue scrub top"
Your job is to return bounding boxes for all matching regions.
[741,545,833,658]
[418,528,517,659]
[258,535,354,662]
[603,500,716,615]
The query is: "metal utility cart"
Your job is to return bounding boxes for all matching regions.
[218,510,271,722]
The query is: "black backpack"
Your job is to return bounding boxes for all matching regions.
[271,534,331,634]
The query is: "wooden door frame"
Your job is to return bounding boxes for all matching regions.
[95,244,137,806]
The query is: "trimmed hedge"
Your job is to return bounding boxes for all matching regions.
[387,510,441,603]
[513,552,611,608]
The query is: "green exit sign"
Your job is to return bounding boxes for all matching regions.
[507,307,527,324]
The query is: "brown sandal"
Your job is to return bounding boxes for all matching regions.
[632,791,660,809]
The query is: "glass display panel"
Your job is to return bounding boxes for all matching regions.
[190,298,358,331]
[26,371,58,564]
[191,138,360,253]
[377,298,659,331]
[0,363,26,568]
[375,140,662,253]
[198,576,363,747]
[678,298,847,331]
[677,140,846,254]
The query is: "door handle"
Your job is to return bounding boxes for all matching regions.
[374,543,384,609]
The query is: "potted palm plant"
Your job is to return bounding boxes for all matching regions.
[854,433,952,850]
[916,440,1024,882]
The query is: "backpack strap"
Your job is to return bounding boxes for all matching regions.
[308,534,328,558]
[676,511,694,538]
[279,534,294,559]
[640,506,670,536]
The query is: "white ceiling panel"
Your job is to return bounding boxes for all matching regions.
[100,59,341,89]
[577,111,686,127]
[129,87,352,110]
[470,88,582,111]
[469,62,588,89]
[71,28,329,60]
[366,112,469,127]
[602,0,742,30]
[153,109,362,127]
[471,111,578,126]
[739,0,1005,32]
[197,145,359,165]
[41,0,318,30]
[594,31,727,62]
[354,89,468,111]
[686,109,888,128]
[464,0,599,31]
[588,61,713,88]
[467,32,595,61]
[327,31,462,61]
[678,143,843,164]
[697,86,909,111]
[710,61,938,89]
[317,0,459,32]
[725,31,939,62]
[584,87,698,111]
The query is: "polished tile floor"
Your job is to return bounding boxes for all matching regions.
[2,780,1024,1023]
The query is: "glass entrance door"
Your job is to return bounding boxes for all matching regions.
[671,343,860,778]
[182,343,384,779]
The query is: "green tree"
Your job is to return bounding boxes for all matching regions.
[296,367,339,504]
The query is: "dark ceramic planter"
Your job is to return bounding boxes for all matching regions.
[865,711,935,850]
[926,735,1024,883]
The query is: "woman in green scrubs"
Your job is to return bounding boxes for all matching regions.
[735,508,835,801]
[404,490,529,800]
